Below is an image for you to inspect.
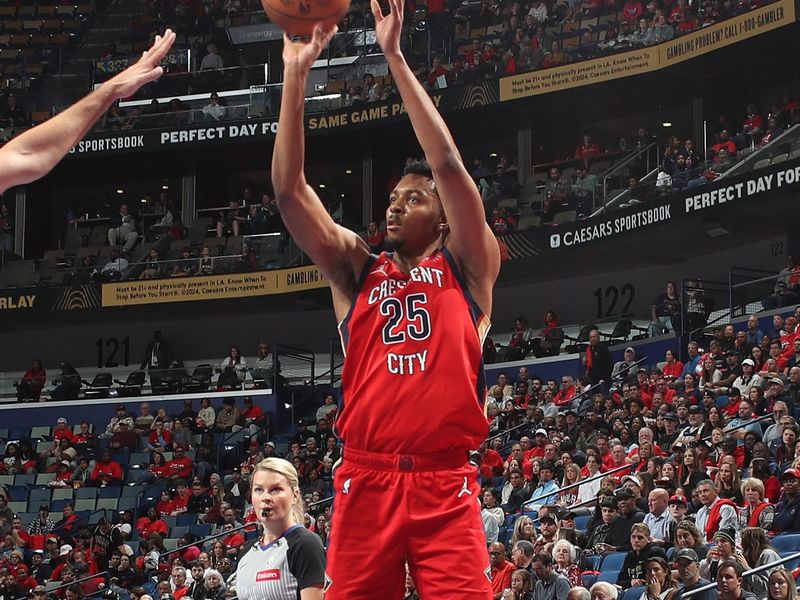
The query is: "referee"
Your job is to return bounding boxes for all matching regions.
[235,458,326,600]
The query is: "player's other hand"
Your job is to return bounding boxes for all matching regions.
[371,0,404,57]
[106,30,176,100]
[281,24,338,73]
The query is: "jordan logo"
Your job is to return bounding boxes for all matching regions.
[370,262,390,276]
[342,478,352,495]
[457,477,472,498]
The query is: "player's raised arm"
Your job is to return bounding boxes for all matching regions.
[0,30,176,195]
[272,27,369,295]
[371,0,500,304]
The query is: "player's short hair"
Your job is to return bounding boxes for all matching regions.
[403,159,433,180]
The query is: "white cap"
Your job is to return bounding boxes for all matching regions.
[59,544,72,556]
[535,428,548,436]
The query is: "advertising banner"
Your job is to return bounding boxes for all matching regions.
[527,156,800,253]
[101,265,326,307]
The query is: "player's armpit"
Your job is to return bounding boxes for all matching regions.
[275,183,370,291]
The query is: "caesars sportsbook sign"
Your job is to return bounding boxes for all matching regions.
[534,158,800,254]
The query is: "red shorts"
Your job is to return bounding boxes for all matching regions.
[325,447,492,600]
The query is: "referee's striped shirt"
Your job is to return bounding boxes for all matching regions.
[235,525,326,600]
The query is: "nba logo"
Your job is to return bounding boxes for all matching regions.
[550,234,560,249]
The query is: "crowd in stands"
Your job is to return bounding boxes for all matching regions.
[9,305,800,598]
[16,332,281,402]
[0,390,339,600]
[476,305,800,599]
[51,189,287,284]
[90,0,781,135]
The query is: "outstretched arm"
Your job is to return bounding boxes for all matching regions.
[371,0,499,310]
[0,30,176,194]
[271,28,369,308]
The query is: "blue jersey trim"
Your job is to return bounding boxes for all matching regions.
[258,524,303,551]
[337,253,378,349]
[440,247,488,410]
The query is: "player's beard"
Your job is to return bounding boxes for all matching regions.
[384,236,405,251]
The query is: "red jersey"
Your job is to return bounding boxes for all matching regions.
[337,249,490,455]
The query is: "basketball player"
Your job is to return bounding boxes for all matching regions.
[0,30,175,195]
[272,0,500,595]
[235,458,326,600]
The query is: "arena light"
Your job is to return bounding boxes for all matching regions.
[162,185,169,190]
[489,152,498,157]
[116,189,124,194]
[345,169,352,174]
[319,183,326,188]
[340,194,345,198]
[661,121,672,127]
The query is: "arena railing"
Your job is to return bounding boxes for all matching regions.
[717,123,800,179]
[678,550,800,599]
[521,462,635,512]
[728,267,787,319]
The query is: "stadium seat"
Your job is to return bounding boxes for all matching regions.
[621,587,645,600]
[600,552,627,571]
[772,535,800,554]
[98,486,120,499]
[75,487,97,500]
[8,485,28,501]
[73,498,96,512]
[596,570,620,584]
[581,573,597,588]
[176,513,196,527]
[780,551,800,571]
[584,554,602,571]
[574,515,591,532]
[50,499,70,513]
[8,501,26,514]
[0,475,13,486]
[164,538,179,551]
[29,426,51,439]
[121,485,143,498]
[35,473,56,486]
[28,488,51,505]
[96,498,119,511]
[190,523,212,538]
[51,488,73,501]
[170,525,190,539]
[117,497,139,512]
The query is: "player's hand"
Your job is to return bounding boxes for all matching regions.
[281,24,338,73]
[105,30,176,99]
[371,0,404,57]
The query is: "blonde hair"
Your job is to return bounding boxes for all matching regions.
[511,515,534,547]
[768,569,797,600]
[251,457,306,526]
[741,477,765,500]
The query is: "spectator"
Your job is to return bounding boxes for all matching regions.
[649,281,681,337]
[109,421,140,452]
[202,92,227,122]
[16,359,46,402]
[219,347,247,381]
[0,94,29,127]
[108,204,139,253]
[617,523,667,588]
[89,451,124,486]
[766,569,796,600]
[574,134,602,160]
[551,539,581,587]
[695,479,737,542]
[489,541,516,598]
[99,247,129,282]
[774,468,800,532]
[0,203,12,255]
[585,329,612,389]
[139,331,175,389]
[200,44,224,71]
[531,552,570,600]
[50,362,81,401]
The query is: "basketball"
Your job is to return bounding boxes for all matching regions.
[260,0,349,36]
